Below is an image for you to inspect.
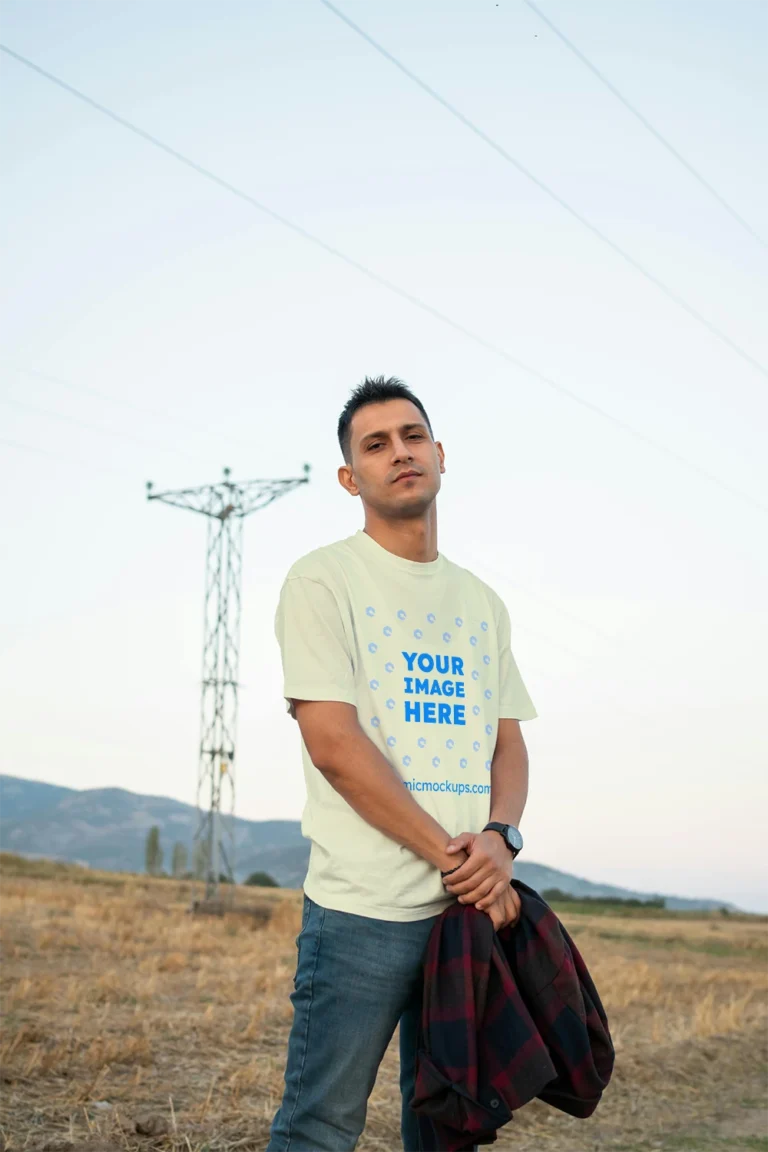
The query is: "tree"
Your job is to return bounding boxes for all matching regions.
[171,842,188,879]
[145,826,163,876]
[245,870,279,888]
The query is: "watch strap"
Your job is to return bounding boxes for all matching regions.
[484,821,522,858]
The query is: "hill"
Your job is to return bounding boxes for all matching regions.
[0,773,733,909]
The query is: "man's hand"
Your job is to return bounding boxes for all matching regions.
[483,885,521,931]
[441,830,514,910]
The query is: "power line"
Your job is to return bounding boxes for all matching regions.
[5,363,267,456]
[0,433,137,479]
[1,44,765,516]
[317,1,767,379]
[472,565,668,720]
[521,0,767,249]
[0,435,71,461]
[470,558,617,644]
[0,393,205,465]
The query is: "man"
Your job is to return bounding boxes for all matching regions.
[267,376,537,1152]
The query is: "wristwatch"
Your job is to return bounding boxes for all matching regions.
[483,821,523,859]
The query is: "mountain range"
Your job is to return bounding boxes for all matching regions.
[0,774,733,910]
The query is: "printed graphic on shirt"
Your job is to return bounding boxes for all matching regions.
[360,604,496,778]
[402,649,466,727]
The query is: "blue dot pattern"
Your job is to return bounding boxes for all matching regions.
[362,607,503,789]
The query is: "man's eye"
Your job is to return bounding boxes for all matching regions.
[408,434,423,440]
[368,443,382,451]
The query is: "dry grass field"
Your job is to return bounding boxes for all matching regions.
[1,854,766,1152]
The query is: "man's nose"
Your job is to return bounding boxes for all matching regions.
[391,438,414,461]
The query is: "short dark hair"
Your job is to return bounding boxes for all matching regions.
[337,376,433,462]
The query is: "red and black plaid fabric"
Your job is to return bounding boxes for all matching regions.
[410,880,615,1151]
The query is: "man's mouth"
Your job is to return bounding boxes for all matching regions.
[394,470,421,483]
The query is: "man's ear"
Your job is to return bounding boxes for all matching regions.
[338,463,360,497]
[435,440,446,474]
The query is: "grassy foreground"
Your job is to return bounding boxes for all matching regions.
[0,854,766,1151]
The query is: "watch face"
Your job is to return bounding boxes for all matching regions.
[506,825,524,852]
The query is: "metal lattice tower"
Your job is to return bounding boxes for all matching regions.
[147,464,310,901]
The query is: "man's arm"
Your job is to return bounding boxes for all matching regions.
[294,699,468,875]
[442,718,529,908]
[489,718,529,826]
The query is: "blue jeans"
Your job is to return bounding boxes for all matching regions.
[266,894,440,1151]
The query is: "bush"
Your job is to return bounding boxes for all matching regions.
[542,887,665,909]
[244,870,279,888]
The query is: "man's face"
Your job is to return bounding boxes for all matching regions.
[338,398,445,518]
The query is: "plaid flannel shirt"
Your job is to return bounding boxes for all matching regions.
[410,880,615,1151]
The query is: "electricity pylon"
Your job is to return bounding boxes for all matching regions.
[147,464,310,901]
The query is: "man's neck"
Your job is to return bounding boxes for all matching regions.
[362,511,438,564]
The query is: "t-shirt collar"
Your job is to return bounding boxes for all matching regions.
[351,529,445,577]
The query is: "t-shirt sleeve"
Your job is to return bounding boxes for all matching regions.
[274,575,357,719]
[497,599,538,721]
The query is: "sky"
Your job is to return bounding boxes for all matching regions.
[1,0,766,911]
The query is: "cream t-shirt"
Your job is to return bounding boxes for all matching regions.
[274,529,537,922]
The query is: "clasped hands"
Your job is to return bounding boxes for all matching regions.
[441,830,521,931]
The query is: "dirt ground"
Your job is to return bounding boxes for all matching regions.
[1,856,766,1151]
